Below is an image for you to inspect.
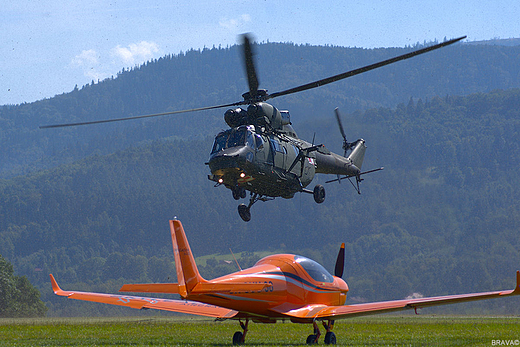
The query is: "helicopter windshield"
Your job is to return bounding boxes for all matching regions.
[211,128,254,153]
[294,255,334,283]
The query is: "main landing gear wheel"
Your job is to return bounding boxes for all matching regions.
[313,184,325,204]
[238,204,251,222]
[232,331,244,345]
[306,334,318,344]
[324,331,336,345]
[233,319,249,345]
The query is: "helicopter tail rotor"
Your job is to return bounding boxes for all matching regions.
[334,108,350,157]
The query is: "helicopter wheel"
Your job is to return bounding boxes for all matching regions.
[238,204,251,222]
[313,184,326,204]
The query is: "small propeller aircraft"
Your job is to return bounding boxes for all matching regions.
[51,219,520,345]
[40,35,466,222]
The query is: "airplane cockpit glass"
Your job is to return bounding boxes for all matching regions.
[211,128,252,153]
[295,256,334,283]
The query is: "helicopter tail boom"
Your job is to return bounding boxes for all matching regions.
[348,139,366,170]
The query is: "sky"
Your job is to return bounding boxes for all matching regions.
[2,0,519,106]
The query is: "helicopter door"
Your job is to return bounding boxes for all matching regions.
[253,134,268,163]
[269,137,285,169]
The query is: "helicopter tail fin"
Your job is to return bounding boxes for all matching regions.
[170,219,208,298]
[348,139,366,170]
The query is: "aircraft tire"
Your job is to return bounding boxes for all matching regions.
[313,184,325,204]
[306,334,317,344]
[324,331,336,345]
[238,204,251,222]
[232,331,244,345]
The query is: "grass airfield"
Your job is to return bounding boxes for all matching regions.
[0,316,519,346]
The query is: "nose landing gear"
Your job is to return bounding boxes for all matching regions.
[306,320,336,345]
[237,193,274,222]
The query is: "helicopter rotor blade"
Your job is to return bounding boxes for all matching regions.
[266,36,466,101]
[39,101,246,129]
[334,243,345,278]
[242,34,259,99]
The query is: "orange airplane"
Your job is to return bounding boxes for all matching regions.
[51,219,520,345]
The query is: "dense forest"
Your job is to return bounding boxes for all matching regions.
[0,40,519,316]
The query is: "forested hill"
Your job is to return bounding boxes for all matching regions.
[1,41,520,178]
[1,88,519,316]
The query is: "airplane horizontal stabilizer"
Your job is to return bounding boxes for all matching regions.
[50,274,238,319]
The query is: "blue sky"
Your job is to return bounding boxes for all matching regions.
[2,0,519,105]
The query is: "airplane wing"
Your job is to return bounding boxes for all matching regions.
[276,271,520,321]
[50,274,238,319]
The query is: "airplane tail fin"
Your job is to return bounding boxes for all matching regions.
[170,219,207,298]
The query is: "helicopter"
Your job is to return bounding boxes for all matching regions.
[41,34,466,221]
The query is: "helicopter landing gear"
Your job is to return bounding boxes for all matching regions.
[232,186,247,200]
[313,184,325,204]
[238,193,274,222]
[238,204,251,222]
[232,319,249,345]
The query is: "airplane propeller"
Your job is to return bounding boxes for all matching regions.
[334,243,345,278]
[40,35,466,129]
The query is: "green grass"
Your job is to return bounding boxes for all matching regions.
[0,316,519,346]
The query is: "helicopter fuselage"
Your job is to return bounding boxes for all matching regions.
[208,124,316,199]
[207,114,365,200]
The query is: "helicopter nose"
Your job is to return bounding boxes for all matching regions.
[208,147,249,174]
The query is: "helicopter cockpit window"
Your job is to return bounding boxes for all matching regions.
[255,134,264,149]
[212,133,228,153]
[246,131,255,149]
[211,128,250,154]
[228,129,246,148]
[294,255,334,283]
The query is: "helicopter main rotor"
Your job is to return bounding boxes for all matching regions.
[40,34,466,129]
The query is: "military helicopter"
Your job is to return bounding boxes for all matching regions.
[41,34,466,221]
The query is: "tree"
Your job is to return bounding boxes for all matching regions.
[0,254,47,317]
